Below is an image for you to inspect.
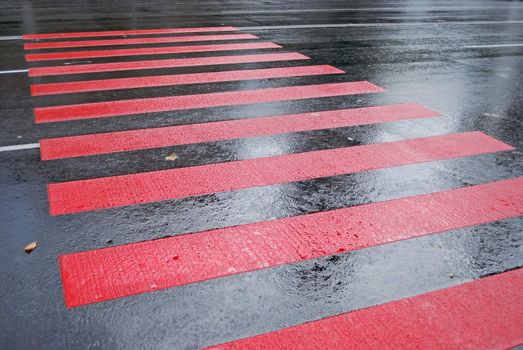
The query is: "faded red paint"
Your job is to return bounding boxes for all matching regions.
[40,103,439,160]
[33,81,383,123]
[28,53,309,77]
[30,65,344,96]
[24,42,281,61]
[58,178,523,307]
[47,132,513,215]
[205,268,523,349]
[24,33,258,49]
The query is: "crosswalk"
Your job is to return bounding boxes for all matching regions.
[28,52,310,77]
[39,103,438,160]
[24,26,522,348]
[25,42,281,61]
[31,65,344,95]
[59,177,523,308]
[47,132,513,215]
[33,81,383,123]
[204,269,523,349]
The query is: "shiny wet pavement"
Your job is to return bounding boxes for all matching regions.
[0,1,522,349]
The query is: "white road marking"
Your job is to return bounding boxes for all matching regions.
[239,20,523,30]
[0,69,28,74]
[0,143,40,152]
[462,43,523,48]
[204,6,523,14]
[0,35,22,41]
[0,19,521,40]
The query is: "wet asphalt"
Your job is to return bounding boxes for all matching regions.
[0,1,522,349]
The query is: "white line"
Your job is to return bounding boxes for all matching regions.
[4,7,517,23]
[0,69,28,74]
[0,35,22,41]
[0,143,40,152]
[5,17,523,41]
[203,6,523,14]
[5,19,522,40]
[239,20,523,30]
[462,43,523,48]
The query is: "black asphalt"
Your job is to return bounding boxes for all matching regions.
[0,1,522,349]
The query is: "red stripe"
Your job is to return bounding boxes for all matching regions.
[27,52,309,77]
[40,103,439,160]
[22,27,237,40]
[205,269,523,350]
[47,132,513,216]
[58,177,523,307]
[24,42,281,61]
[33,81,384,123]
[24,33,258,50]
[30,65,344,96]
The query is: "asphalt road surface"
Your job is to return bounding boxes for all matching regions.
[0,1,522,349]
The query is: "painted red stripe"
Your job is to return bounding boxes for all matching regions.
[28,52,309,77]
[22,27,238,40]
[24,33,258,50]
[205,269,523,350]
[47,132,513,216]
[24,42,281,61]
[40,103,439,160]
[33,81,383,123]
[58,177,523,307]
[31,65,344,96]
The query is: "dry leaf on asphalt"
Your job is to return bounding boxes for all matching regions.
[24,241,37,254]
[165,153,178,161]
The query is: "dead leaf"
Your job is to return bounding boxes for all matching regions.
[24,241,37,254]
[165,152,178,161]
